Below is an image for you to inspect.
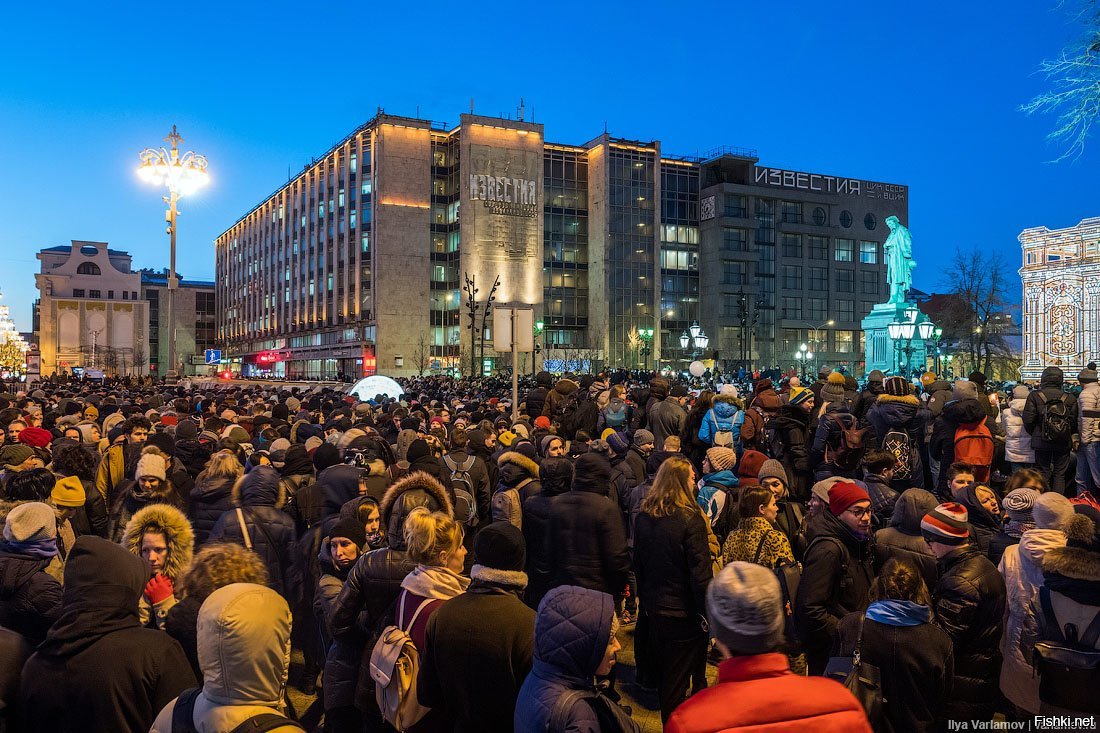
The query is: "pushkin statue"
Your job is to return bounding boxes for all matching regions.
[884,215,916,304]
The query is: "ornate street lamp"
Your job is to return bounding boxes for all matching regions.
[137,126,209,380]
[681,321,709,362]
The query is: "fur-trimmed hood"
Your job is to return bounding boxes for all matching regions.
[498,450,539,477]
[1043,513,1100,583]
[379,471,453,551]
[876,393,920,407]
[121,502,194,582]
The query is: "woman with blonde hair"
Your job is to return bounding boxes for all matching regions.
[633,455,714,722]
[392,506,469,731]
[189,449,244,546]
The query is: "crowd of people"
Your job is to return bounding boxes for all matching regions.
[0,363,1098,732]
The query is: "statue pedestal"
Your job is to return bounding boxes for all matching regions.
[861,302,930,377]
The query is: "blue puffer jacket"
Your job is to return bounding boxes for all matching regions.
[514,585,616,733]
[697,398,743,448]
[208,466,301,603]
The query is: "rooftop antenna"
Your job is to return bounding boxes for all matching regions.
[416,105,420,118]
[518,98,525,122]
[603,121,608,134]
[470,98,475,114]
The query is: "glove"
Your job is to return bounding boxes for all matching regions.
[144,574,175,605]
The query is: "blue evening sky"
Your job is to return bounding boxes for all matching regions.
[1,0,1096,331]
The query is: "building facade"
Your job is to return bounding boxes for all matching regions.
[216,111,908,378]
[34,242,148,377]
[33,241,215,377]
[140,270,217,377]
[1019,217,1100,381]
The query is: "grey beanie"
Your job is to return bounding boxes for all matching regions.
[1033,492,1075,531]
[953,380,979,401]
[3,502,57,543]
[1079,369,1098,384]
[867,369,886,383]
[707,562,785,654]
[758,459,789,487]
[633,429,655,447]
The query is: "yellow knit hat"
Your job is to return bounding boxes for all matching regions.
[52,475,87,508]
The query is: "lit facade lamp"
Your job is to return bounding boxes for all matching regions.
[679,330,690,349]
[137,125,209,379]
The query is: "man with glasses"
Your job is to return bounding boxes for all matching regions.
[794,480,876,674]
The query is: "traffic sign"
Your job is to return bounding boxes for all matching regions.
[204,349,222,365]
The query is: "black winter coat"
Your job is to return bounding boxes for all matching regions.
[69,477,109,538]
[187,473,235,546]
[1022,369,1078,452]
[525,386,549,420]
[0,545,62,645]
[853,382,883,422]
[19,536,195,733]
[867,393,929,489]
[874,488,940,590]
[793,510,875,673]
[522,459,573,610]
[208,466,301,602]
[770,405,811,499]
[932,543,1007,721]
[163,596,202,681]
[418,582,535,733]
[633,506,712,618]
[545,475,630,596]
[836,611,954,733]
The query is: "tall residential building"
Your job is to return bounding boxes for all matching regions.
[1019,216,1100,380]
[216,111,908,378]
[33,241,215,377]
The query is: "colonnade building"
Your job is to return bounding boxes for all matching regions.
[216,111,907,378]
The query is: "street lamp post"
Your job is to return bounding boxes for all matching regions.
[639,327,654,371]
[793,342,814,380]
[137,126,209,380]
[887,306,937,378]
[532,320,544,380]
[680,320,709,364]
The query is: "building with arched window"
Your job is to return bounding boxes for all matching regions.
[1019,217,1100,381]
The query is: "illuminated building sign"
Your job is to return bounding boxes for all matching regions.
[754,166,906,201]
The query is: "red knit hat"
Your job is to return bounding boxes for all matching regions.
[828,481,871,516]
[17,426,52,449]
[534,416,551,430]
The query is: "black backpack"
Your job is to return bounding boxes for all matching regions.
[172,687,304,732]
[1033,586,1100,714]
[442,454,479,528]
[1038,393,1074,443]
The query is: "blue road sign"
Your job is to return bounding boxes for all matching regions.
[204,349,222,365]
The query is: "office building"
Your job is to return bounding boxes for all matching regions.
[216,110,908,378]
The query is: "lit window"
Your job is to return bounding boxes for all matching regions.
[859,241,877,264]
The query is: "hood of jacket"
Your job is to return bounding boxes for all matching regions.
[1018,528,1067,571]
[1008,395,1028,414]
[198,583,291,707]
[943,397,987,425]
[927,380,951,394]
[956,484,1003,531]
[889,488,940,534]
[379,471,452,550]
[232,465,285,509]
[36,535,147,658]
[498,450,540,487]
[191,474,236,503]
[317,464,361,519]
[771,404,809,430]
[863,382,885,397]
[702,470,739,489]
[874,393,920,411]
[121,502,194,582]
[1040,366,1064,390]
[572,453,611,496]
[712,400,739,420]
[752,388,782,411]
[552,379,580,397]
[539,457,574,497]
[280,444,314,477]
[533,585,614,682]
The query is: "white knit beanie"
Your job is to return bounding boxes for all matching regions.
[707,561,784,655]
[135,451,167,481]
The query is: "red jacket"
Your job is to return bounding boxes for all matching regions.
[666,653,872,733]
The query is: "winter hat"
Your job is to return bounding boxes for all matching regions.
[706,561,784,655]
[1065,505,1100,554]
[606,431,630,456]
[1003,488,1038,536]
[285,396,301,413]
[533,416,551,430]
[0,444,34,468]
[82,404,99,419]
[633,429,655,447]
[737,450,768,481]
[828,481,871,516]
[921,502,970,545]
[472,520,527,574]
[329,516,367,549]
[883,376,910,397]
[313,443,340,472]
[1033,492,1075,531]
[540,435,563,455]
[600,428,617,442]
[867,369,886,383]
[1079,369,1099,384]
[405,438,432,464]
[818,365,833,378]
[17,427,52,449]
[921,372,937,387]
[670,385,690,398]
[497,430,518,448]
[175,420,199,441]
[2,502,57,544]
[757,459,788,487]
[1012,385,1030,400]
[304,436,324,453]
[953,380,979,401]
[968,371,987,386]
[718,384,739,399]
[51,475,86,508]
[820,372,847,403]
[512,441,539,463]
[135,450,167,481]
[706,446,737,473]
[222,425,250,443]
[574,452,612,486]
[789,386,813,406]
